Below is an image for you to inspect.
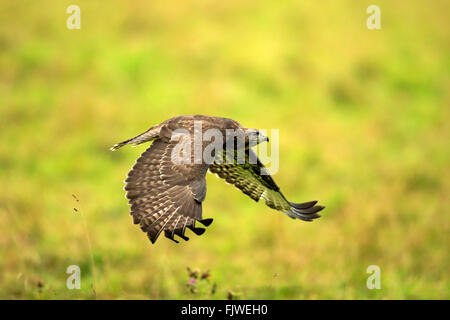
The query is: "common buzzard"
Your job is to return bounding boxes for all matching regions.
[111,115,324,244]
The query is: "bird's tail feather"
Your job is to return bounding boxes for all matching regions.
[110,125,160,151]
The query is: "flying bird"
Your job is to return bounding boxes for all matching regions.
[111,115,324,244]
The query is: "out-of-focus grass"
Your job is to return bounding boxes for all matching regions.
[0,0,448,299]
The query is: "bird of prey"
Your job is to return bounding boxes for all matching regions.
[111,115,324,244]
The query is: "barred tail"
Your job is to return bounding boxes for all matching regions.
[110,125,161,151]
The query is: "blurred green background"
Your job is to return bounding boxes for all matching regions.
[0,0,449,299]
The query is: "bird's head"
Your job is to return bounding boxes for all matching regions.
[244,128,269,148]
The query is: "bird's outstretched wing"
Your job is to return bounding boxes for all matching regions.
[125,137,213,244]
[209,149,324,221]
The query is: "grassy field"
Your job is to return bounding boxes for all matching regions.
[0,0,449,299]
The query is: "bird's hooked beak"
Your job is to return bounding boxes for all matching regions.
[255,129,269,143]
[245,128,269,146]
[260,131,269,143]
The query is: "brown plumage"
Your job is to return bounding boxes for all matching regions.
[111,115,324,244]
